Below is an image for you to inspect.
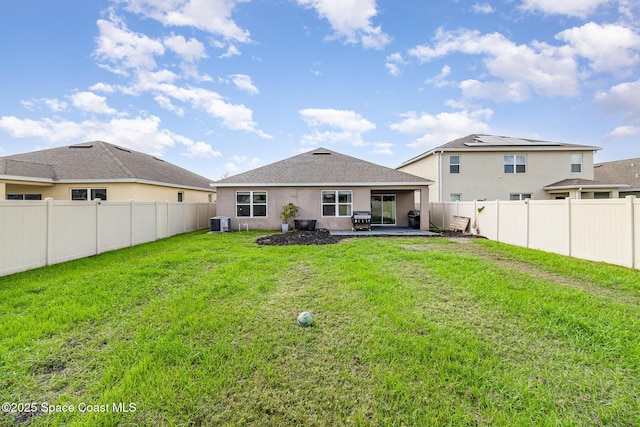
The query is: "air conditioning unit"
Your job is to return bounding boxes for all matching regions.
[210,216,231,232]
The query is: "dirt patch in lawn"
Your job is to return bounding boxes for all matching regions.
[256,230,347,246]
[256,229,479,246]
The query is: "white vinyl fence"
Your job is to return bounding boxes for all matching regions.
[0,200,216,277]
[430,197,640,270]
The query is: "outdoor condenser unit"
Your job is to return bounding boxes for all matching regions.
[210,216,231,232]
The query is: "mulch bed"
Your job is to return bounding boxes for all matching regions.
[255,229,478,246]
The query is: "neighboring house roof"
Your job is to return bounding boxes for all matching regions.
[0,141,213,190]
[399,134,601,168]
[594,158,640,191]
[543,178,629,191]
[215,147,433,187]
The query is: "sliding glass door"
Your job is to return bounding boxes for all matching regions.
[371,194,396,225]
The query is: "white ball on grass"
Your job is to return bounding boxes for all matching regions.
[297,311,314,327]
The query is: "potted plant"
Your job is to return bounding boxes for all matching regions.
[279,202,298,232]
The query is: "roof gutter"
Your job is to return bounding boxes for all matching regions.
[214,181,434,188]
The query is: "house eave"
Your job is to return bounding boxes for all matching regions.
[544,184,630,191]
[2,176,213,192]
[214,181,433,188]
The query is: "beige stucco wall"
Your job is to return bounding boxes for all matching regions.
[399,150,595,202]
[2,180,215,202]
[216,185,429,231]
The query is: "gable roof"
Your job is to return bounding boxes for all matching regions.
[399,134,601,168]
[594,158,640,191]
[215,147,432,187]
[0,141,213,190]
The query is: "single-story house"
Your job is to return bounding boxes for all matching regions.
[0,141,215,202]
[213,147,433,231]
[594,158,640,198]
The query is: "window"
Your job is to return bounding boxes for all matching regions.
[450,194,462,201]
[571,154,582,173]
[510,193,532,200]
[449,155,460,174]
[6,194,42,200]
[322,190,352,217]
[504,155,526,174]
[177,191,184,202]
[236,191,267,217]
[71,188,107,201]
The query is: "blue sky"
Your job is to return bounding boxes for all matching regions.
[1,0,639,180]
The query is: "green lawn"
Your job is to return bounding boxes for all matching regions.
[1,231,639,426]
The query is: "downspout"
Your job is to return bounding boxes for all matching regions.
[438,150,444,202]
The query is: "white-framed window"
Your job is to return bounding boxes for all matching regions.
[322,190,352,217]
[449,155,460,174]
[510,193,532,200]
[71,188,107,201]
[236,191,267,217]
[6,194,42,200]
[450,193,462,201]
[504,155,526,174]
[571,154,582,173]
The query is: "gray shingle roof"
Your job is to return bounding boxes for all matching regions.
[0,141,213,190]
[594,158,640,190]
[215,148,432,186]
[543,178,628,189]
[400,134,601,167]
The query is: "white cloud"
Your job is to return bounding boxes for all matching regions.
[69,91,117,115]
[296,0,390,49]
[369,142,393,155]
[472,3,495,14]
[218,44,241,59]
[556,22,640,74]
[163,34,207,62]
[90,82,116,93]
[604,125,640,140]
[120,0,251,43]
[179,140,222,158]
[389,109,493,149]
[94,15,165,75]
[408,28,579,102]
[229,74,259,94]
[425,65,453,88]
[222,155,263,175]
[385,52,405,76]
[21,98,68,112]
[595,79,640,139]
[0,114,216,157]
[519,0,611,18]
[299,108,376,147]
[299,108,376,132]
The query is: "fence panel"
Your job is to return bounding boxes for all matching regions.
[0,201,47,276]
[0,200,216,277]
[133,202,157,245]
[528,200,570,256]
[430,198,638,269]
[570,199,633,268]
[98,202,132,253]
[496,201,528,247]
[49,201,97,265]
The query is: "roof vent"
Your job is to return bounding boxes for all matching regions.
[114,146,131,153]
[153,157,165,162]
[313,151,331,155]
[69,144,93,148]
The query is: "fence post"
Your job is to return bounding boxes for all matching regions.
[95,199,101,255]
[495,200,500,242]
[46,198,54,266]
[525,199,530,248]
[130,200,135,247]
[566,198,572,257]
[627,195,635,269]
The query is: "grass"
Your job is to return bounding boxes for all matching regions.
[0,231,639,426]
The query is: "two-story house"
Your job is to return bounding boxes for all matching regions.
[397,134,627,202]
